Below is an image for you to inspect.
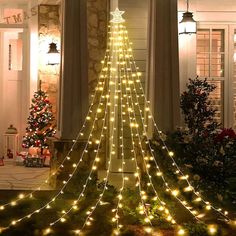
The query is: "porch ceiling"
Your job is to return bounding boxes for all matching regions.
[179,0,236,12]
[0,0,28,4]
[0,0,60,5]
[39,0,60,4]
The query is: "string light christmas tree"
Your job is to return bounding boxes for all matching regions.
[22,87,56,153]
[0,8,235,236]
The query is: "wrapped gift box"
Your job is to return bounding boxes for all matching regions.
[16,151,28,166]
[24,155,45,168]
[42,149,51,167]
[16,156,25,166]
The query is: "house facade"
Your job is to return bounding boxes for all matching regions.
[178,0,236,129]
[0,0,235,167]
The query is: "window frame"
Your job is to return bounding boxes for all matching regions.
[228,24,236,129]
[197,23,230,127]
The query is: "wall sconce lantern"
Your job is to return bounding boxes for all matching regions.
[47,42,60,65]
[179,0,197,35]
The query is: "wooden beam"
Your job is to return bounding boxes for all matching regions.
[39,0,61,5]
[0,23,27,29]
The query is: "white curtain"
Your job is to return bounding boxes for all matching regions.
[147,0,180,132]
[59,0,89,139]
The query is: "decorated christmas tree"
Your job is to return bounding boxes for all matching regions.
[22,89,56,153]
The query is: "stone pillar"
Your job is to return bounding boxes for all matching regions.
[47,0,111,188]
[58,0,88,139]
[87,0,109,96]
[38,4,60,117]
[28,0,38,104]
[87,0,109,169]
[47,138,87,188]
[147,0,180,132]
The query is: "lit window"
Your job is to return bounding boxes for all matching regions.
[196,28,225,124]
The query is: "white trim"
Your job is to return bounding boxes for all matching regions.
[110,0,118,12]
[197,23,228,126]
[196,23,236,128]
[228,25,236,128]
[0,23,27,29]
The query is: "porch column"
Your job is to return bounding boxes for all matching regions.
[58,0,88,139]
[147,0,180,132]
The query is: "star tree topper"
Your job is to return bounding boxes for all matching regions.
[110,8,125,23]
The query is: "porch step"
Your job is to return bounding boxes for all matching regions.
[0,181,51,190]
[2,159,15,166]
[0,164,51,190]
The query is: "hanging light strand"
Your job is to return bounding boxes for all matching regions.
[0,49,112,232]
[120,30,177,225]
[121,25,206,222]
[49,80,110,227]
[117,28,152,226]
[47,33,115,226]
[80,35,120,231]
[112,32,127,235]
[0,44,112,213]
[124,26,230,222]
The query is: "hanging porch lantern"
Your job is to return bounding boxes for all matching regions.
[47,42,60,65]
[179,0,197,35]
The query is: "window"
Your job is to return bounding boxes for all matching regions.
[197,28,225,124]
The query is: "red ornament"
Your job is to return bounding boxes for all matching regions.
[215,128,236,143]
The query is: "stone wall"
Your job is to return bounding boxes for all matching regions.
[38,4,60,119]
[37,1,108,126]
[87,0,109,169]
[48,1,110,184]
[87,0,109,95]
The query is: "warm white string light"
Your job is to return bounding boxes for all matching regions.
[120,32,178,226]
[126,92,180,225]
[122,25,231,222]
[111,50,154,235]
[117,41,153,227]
[49,93,109,227]
[0,8,232,236]
[124,71,201,222]
[111,41,126,236]
[0,52,112,232]
[120,28,207,222]
[52,26,125,234]
[79,39,120,232]
[0,49,112,213]
[75,22,149,235]
[48,60,113,227]
[127,32,230,221]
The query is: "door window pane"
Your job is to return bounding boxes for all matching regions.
[197,29,210,77]
[211,30,224,77]
[212,29,224,52]
[208,81,224,124]
[9,39,23,71]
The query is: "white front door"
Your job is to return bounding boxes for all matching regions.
[0,28,28,158]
